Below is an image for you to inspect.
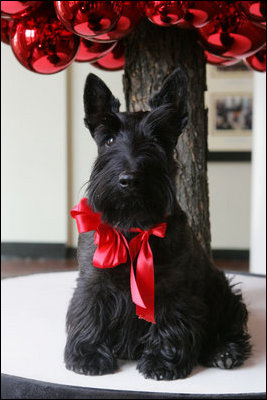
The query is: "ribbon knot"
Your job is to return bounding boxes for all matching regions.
[71,198,167,324]
[94,225,128,268]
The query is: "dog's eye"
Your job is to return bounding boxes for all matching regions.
[106,137,115,147]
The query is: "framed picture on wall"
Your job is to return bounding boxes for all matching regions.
[212,93,252,135]
[206,63,253,162]
[207,93,253,159]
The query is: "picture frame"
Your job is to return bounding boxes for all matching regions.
[207,92,253,153]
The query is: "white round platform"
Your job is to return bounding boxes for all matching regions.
[1,271,266,399]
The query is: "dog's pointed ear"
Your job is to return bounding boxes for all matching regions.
[149,67,188,141]
[83,73,120,135]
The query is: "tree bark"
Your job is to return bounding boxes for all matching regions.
[123,19,211,256]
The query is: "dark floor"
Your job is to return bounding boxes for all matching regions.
[1,258,249,279]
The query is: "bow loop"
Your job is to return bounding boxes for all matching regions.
[148,222,167,238]
[71,198,127,268]
[71,197,101,233]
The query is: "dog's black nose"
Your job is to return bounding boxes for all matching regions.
[119,172,135,188]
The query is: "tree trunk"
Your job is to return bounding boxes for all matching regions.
[123,19,211,256]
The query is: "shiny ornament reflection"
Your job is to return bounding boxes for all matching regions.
[204,50,240,66]
[198,3,266,59]
[1,1,42,19]
[54,1,123,39]
[10,5,79,74]
[1,17,13,44]
[177,1,219,29]
[238,1,266,25]
[91,40,124,70]
[91,1,142,42]
[76,38,116,62]
[244,46,266,72]
[142,1,184,27]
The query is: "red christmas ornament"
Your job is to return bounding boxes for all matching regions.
[177,1,219,29]
[198,3,266,59]
[1,17,13,44]
[91,1,143,43]
[54,1,123,39]
[142,1,184,27]
[76,38,117,62]
[1,1,42,19]
[10,4,79,74]
[244,46,266,72]
[204,50,240,66]
[238,1,266,25]
[91,40,124,71]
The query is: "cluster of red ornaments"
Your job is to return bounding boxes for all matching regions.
[1,1,266,74]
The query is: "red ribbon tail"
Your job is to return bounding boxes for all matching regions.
[134,236,156,324]
[121,234,146,309]
[136,305,155,324]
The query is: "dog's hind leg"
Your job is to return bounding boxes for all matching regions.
[203,334,251,369]
[64,278,119,376]
[200,282,252,369]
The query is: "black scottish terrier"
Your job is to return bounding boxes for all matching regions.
[64,68,251,380]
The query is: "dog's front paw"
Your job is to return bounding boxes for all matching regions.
[137,354,192,380]
[65,349,118,376]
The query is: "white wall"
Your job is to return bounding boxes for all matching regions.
[205,64,253,250]
[1,43,67,243]
[208,162,251,249]
[250,72,266,274]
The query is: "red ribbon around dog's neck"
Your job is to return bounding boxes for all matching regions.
[70,197,167,324]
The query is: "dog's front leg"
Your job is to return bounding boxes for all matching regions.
[137,297,205,380]
[64,279,118,376]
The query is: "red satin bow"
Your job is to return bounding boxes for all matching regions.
[71,198,167,324]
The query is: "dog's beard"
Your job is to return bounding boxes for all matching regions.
[87,168,176,231]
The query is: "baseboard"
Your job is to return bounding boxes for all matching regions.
[207,152,251,162]
[212,249,249,261]
[66,246,77,259]
[1,242,249,261]
[1,243,69,259]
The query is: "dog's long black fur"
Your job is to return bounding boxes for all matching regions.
[64,69,251,380]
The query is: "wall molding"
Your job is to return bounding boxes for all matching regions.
[207,152,251,162]
[1,243,68,259]
[212,249,249,260]
[1,242,249,261]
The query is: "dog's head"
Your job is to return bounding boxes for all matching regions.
[83,69,188,230]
